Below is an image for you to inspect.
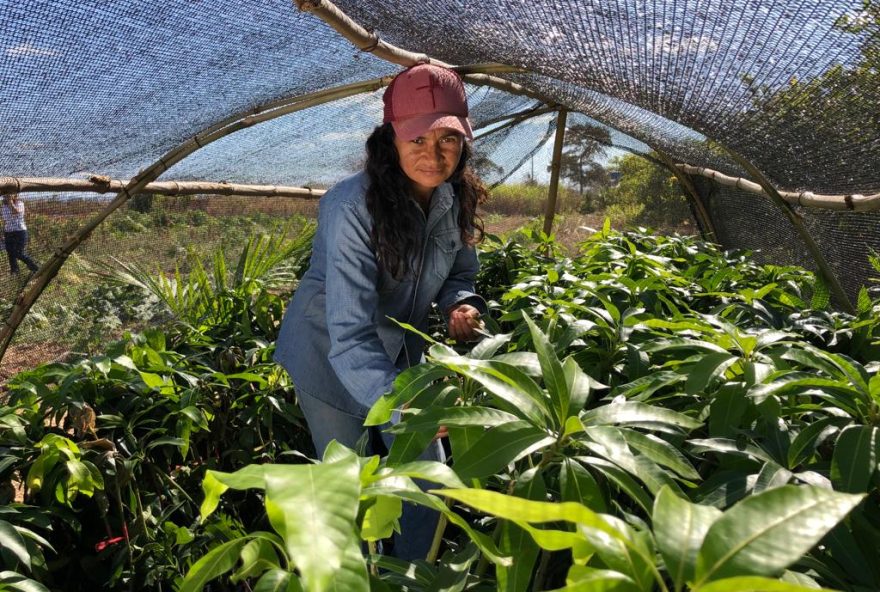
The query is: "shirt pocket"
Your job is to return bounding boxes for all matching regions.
[431,229,463,280]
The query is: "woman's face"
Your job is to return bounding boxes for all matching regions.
[393,127,463,201]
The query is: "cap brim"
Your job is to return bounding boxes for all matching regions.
[392,113,474,142]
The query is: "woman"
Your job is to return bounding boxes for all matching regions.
[274,64,486,559]
[1,193,40,276]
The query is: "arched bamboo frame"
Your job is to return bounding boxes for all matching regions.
[0,0,868,362]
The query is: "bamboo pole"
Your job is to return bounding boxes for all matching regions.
[473,106,557,141]
[652,149,717,241]
[0,177,326,198]
[677,164,880,212]
[293,0,558,107]
[475,104,557,132]
[543,109,568,237]
[723,150,855,314]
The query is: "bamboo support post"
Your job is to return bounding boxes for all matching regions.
[543,109,568,238]
[0,177,326,198]
[652,149,717,241]
[676,164,880,212]
[723,150,855,314]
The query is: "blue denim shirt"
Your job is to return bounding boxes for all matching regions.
[274,171,485,417]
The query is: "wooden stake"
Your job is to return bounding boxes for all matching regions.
[543,109,568,238]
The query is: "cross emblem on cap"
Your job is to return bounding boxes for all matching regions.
[416,74,441,108]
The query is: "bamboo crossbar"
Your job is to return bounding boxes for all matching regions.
[678,164,880,212]
[0,177,326,199]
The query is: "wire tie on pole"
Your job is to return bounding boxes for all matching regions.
[360,33,380,53]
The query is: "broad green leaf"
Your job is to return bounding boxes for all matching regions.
[574,514,655,590]
[685,353,738,395]
[585,426,680,495]
[447,426,483,462]
[179,538,252,592]
[688,438,774,464]
[857,286,872,314]
[386,430,434,465]
[523,313,569,427]
[201,465,272,520]
[232,535,282,583]
[642,338,729,355]
[564,357,594,418]
[694,485,864,585]
[575,456,654,514]
[374,460,466,489]
[0,571,51,592]
[365,365,453,426]
[694,575,838,592]
[431,542,480,592]
[386,406,520,433]
[366,479,510,566]
[254,569,303,592]
[561,458,606,512]
[0,521,30,570]
[653,487,721,591]
[428,344,550,425]
[435,488,633,549]
[554,566,640,591]
[493,352,542,377]
[831,425,879,493]
[611,371,684,402]
[708,386,749,438]
[583,400,701,431]
[620,430,700,480]
[369,555,433,586]
[435,486,656,587]
[498,469,545,592]
[360,495,402,541]
[469,331,513,359]
[453,421,555,480]
[752,461,792,494]
[263,455,367,592]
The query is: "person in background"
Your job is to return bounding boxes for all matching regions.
[274,63,486,560]
[1,193,39,277]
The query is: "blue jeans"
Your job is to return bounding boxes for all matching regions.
[4,231,38,274]
[297,390,444,562]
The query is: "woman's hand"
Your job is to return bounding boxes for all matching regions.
[446,303,483,342]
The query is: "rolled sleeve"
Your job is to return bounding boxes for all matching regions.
[325,202,399,408]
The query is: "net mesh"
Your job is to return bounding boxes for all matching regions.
[0,0,878,373]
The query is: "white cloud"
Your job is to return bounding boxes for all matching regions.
[659,34,719,54]
[5,43,59,57]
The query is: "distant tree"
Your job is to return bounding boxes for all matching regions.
[599,153,690,227]
[470,152,504,181]
[552,123,612,196]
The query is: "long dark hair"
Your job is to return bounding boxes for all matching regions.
[364,123,485,279]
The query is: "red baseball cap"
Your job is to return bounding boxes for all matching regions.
[382,64,474,142]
